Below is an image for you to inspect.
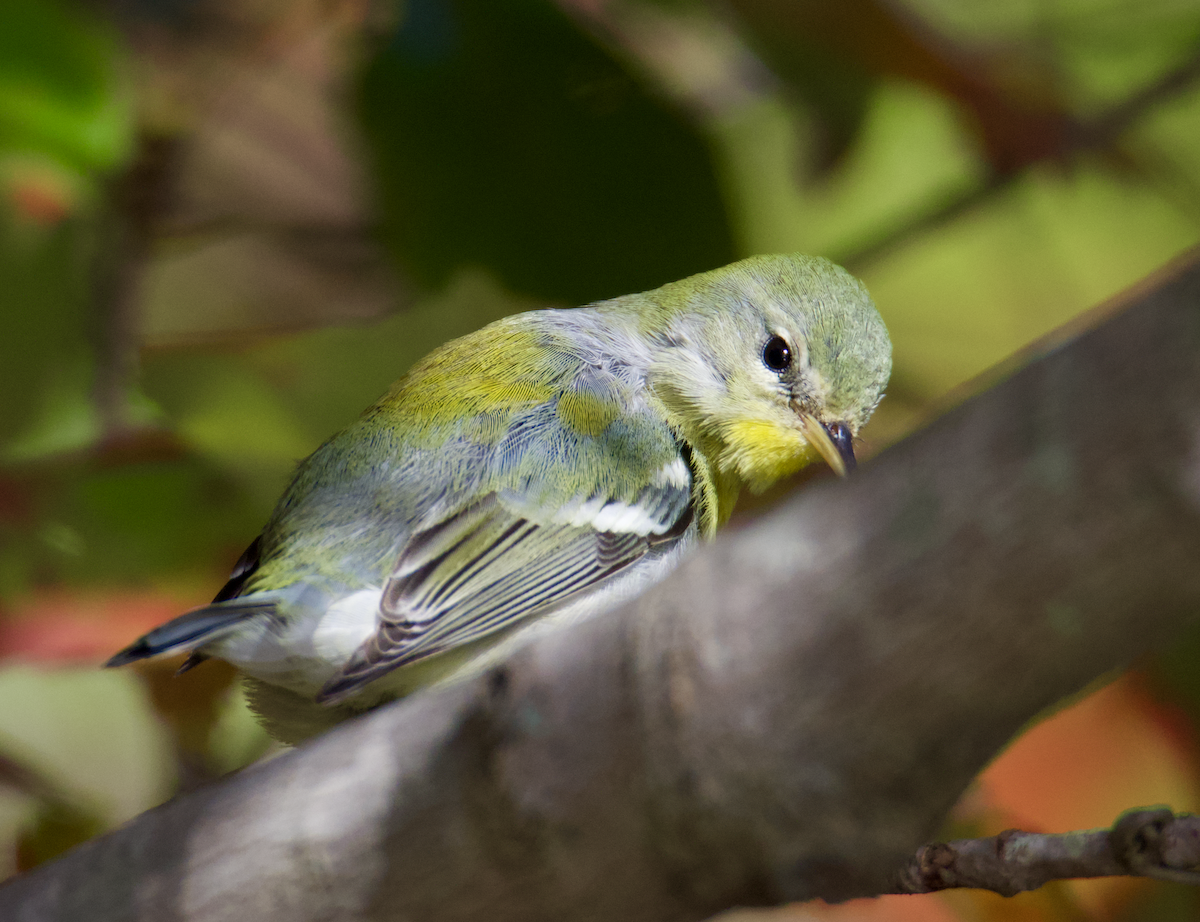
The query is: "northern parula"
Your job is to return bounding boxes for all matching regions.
[108,254,891,742]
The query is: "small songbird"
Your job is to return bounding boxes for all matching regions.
[107,254,891,742]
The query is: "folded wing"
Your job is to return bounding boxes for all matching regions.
[318,361,694,704]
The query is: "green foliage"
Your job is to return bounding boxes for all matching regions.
[0,0,132,172]
[1,1,1200,909]
[0,217,94,450]
[359,0,736,303]
[16,797,106,872]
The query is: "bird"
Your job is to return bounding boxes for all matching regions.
[106,253,892,743]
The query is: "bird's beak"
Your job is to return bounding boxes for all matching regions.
[799,415,856,477]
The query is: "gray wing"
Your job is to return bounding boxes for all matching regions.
[316,493,691,704]
[316,477,693,705]
[315,356,696,705]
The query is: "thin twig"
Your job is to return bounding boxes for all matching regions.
[891,809,1200,896]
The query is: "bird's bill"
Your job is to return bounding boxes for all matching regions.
[799,414,855,477]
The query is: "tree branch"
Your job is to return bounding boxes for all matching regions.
[4,252,1200,920]
[892,809,1200,896]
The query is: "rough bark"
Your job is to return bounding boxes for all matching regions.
[5,253,1200,921]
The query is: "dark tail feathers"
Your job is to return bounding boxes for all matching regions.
[105,600,276,668]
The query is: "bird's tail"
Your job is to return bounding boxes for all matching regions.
[105,600,276,668]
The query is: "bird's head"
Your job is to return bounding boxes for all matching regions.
[647,253,892,493]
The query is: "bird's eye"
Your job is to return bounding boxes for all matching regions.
[762,335,792,372]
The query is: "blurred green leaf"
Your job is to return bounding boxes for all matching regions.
[15,797,105,872]
[360,0,736,304]
[0,668,173,835]
[0,0,133,173]
[0,215,95,453]
[724,0,1082,176]
[0,0,139,462]
[65,460,254,583]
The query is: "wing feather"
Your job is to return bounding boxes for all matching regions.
[316,507,655,703]
[316,354,695,705]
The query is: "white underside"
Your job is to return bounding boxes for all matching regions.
[211,586,382,695]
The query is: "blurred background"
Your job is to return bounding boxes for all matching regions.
[2,0,1200,917]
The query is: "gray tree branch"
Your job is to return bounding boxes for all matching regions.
[5,253,1200,921]
[892,809,1200,896]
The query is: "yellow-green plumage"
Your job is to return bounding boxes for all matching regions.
[107,254,891,743]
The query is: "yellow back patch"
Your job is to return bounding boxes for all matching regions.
[557,390,619,437]
[380,324,560,430]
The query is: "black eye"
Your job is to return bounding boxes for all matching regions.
[762,335,792,372]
